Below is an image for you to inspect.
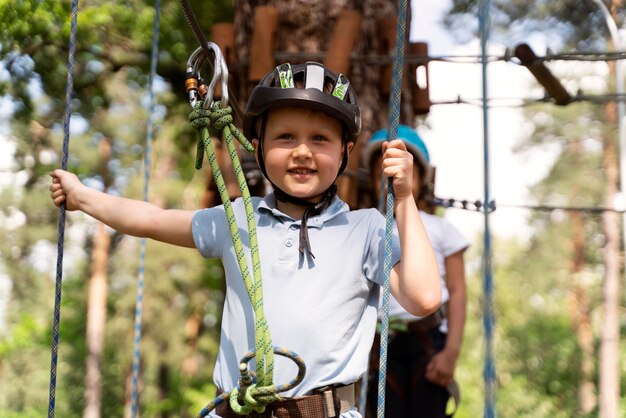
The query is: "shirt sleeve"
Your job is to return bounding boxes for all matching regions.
[440,218,470,257]
[363,210,401,287]
[191,205,227,258]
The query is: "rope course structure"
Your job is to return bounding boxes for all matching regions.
[273,48,626,109]
[479,1,496,416]
[46,1,626,417]
[431,198,626,215]
[272,50,626,65]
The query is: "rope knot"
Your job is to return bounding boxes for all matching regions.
[189,105,216,135]
[210,104,234,130]
[229,383,280,415]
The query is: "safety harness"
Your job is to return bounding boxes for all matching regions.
[216,383,357,418]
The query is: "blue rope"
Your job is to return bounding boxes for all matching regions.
[376,0,408,417]
[130,1,160,416]
[48,1,79,417]
[479,1,496,417]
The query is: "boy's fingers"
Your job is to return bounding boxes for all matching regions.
[386,138,407,151]
[53,195,65,206]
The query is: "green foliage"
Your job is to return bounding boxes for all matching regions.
[1,0,231,416]
[2,0,624,417]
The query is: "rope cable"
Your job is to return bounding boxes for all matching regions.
[48,0,78,418]
[376,0,408,417]
[270,50,626,65]
[129,1,161,416]
[48,1,79,417]
[479,0,497,416]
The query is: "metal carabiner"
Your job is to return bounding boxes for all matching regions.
[185,46,205,108]
[185,42,230,110]
[202,42,229,110]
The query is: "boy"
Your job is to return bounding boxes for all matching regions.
[362,125,469,418]
[50,63,441,417]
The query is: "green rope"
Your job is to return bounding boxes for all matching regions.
[196,346,307,417]
[189,101,279,415]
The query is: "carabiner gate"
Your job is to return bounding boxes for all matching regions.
[185,42,230,110]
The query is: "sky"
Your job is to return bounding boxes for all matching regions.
[409,0,561,242]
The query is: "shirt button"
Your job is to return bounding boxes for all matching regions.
[285,239,293,247]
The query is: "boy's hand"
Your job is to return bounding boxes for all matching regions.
[381,139,414,200]
[50,169,84,210]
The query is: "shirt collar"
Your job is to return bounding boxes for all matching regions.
[258,191,349,228]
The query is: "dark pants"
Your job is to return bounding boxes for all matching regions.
[366,328,450,418]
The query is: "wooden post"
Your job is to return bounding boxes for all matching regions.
[249,6,279,82]
[377,16,397,97]
[324,9,362,76]
[409,42,431,115]
[211,23,236,100]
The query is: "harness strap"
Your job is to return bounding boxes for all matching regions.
[216,383,357,418]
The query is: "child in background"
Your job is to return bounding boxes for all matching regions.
[50,63,441,418]
[363,125,469,418]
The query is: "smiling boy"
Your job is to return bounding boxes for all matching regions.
[50,62,440,417]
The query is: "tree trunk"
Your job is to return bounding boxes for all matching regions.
[182,313,203,375]
[598,3,623,415]
[567,205,596,413]
[84,139,113,418]
[600,99,621,418]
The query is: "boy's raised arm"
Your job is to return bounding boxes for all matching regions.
[50,169,196,248]
[391,194,441,316]
[380,140,441,317]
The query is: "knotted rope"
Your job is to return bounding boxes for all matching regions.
[189,101,305,416]
[196,347,306,417]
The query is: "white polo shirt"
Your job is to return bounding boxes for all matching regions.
[192,193,401,408]
[387,211,469,330]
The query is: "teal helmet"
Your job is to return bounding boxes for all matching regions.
[363,125,432,185]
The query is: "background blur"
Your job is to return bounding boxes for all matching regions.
[1,0,625,417]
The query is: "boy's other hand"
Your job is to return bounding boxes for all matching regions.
[381,139,414,200]
[50,169,83,210]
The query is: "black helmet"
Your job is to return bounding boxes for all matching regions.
[243,62,361,143]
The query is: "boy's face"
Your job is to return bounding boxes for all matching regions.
[370,150,422,200]
[254,107,353,202]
